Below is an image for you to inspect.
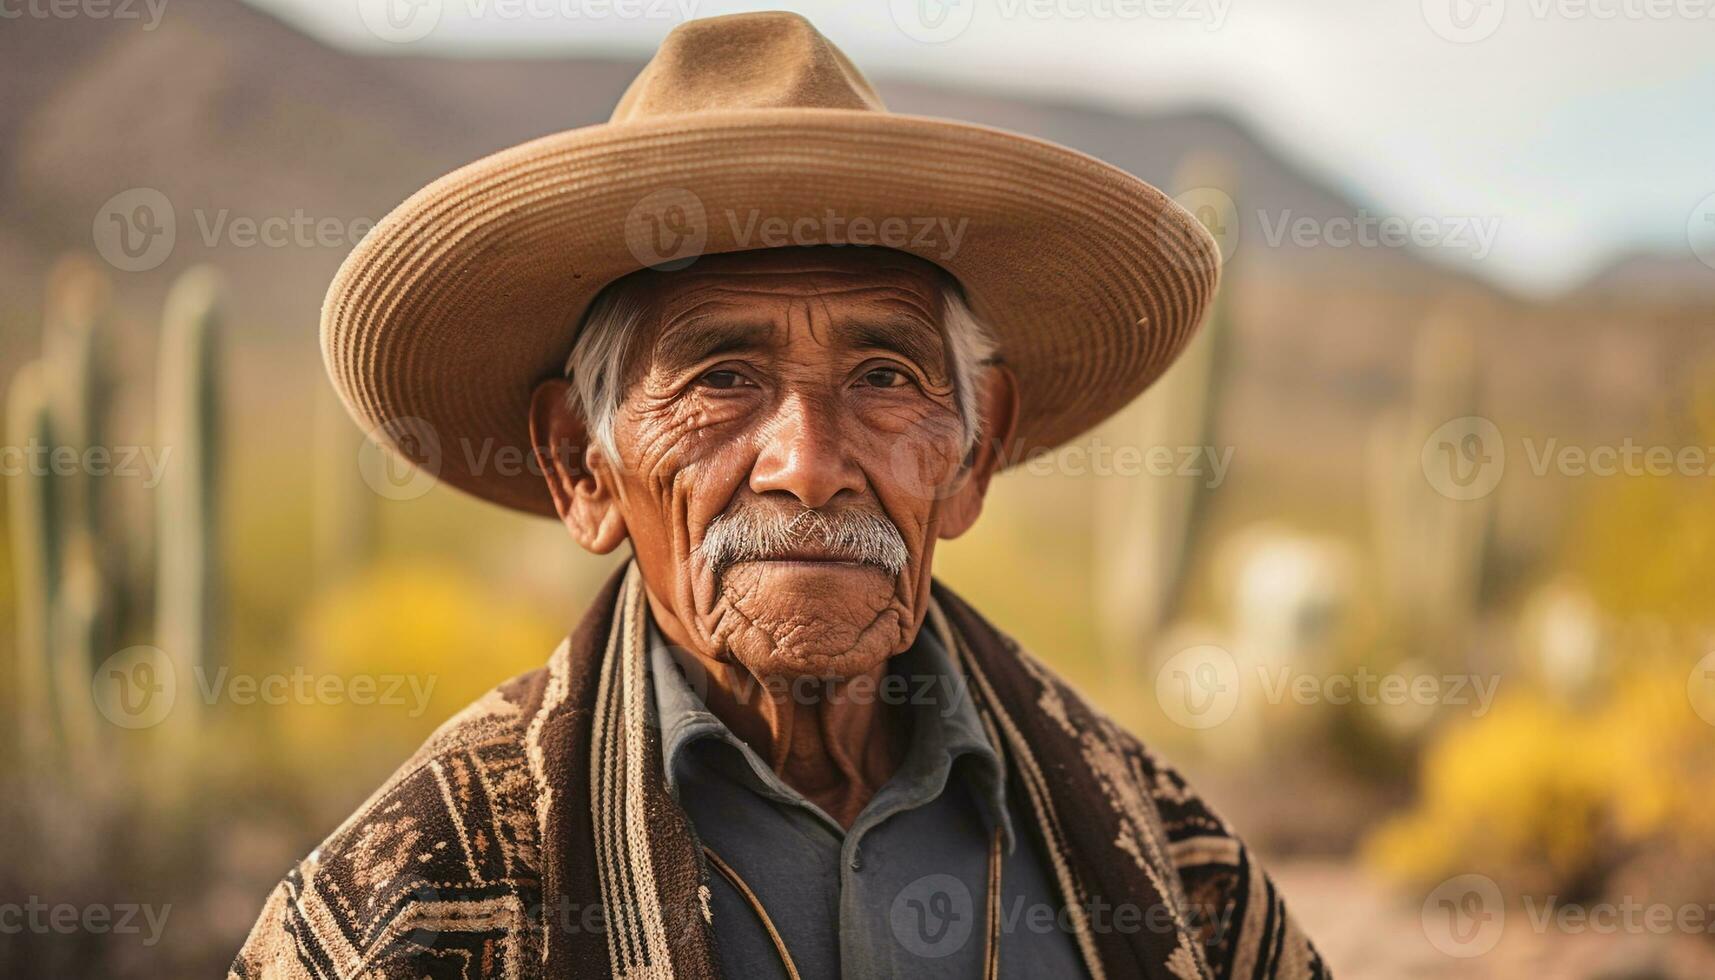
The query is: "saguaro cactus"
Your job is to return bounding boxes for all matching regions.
[7,362,61,760]
[4,259,120,766]
[1368,315,1493,664]
[313,381,377,582]
[155,267,224,696]
[42,258,116,756]
[1094,152,1236,664]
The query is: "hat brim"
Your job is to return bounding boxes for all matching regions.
[323,108,1219,516]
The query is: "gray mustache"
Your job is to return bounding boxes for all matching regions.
[699,505,909,576]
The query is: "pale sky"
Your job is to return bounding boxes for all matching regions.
[246,0,1715,294]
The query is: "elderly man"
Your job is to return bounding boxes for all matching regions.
[233,12,1324,980]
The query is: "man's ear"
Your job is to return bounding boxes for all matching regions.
[937,363,1020,540]
[529,378,628,553]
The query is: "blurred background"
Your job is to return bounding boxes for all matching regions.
[3,0,1715,976]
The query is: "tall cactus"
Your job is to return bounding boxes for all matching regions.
[1368,315,1493,666]
[7,361,61,762]
[314,380,377,582]
[155,267,223,700]
[1093,152,1236,665]
[40,258,116,758]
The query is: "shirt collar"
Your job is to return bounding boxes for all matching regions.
[647,615,1013,848]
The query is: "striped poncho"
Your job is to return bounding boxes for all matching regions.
[231,563,1327,979]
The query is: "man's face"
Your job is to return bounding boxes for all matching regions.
[542,247,1008,682]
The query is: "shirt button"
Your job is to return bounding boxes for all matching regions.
[848,852,862,871]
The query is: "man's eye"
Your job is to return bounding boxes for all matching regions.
[699,370,749,390]
[861,367,909,389]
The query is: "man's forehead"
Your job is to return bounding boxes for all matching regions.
[639,248,952,368]
[651,247,947,305]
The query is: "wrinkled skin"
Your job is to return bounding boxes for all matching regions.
[531,247,1018,824]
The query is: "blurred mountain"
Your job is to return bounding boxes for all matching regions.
[1574,252,1715,306]
[0,0,1479,327]
[1,0,1710,533]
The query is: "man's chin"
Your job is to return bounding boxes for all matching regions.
[713,567,907,680]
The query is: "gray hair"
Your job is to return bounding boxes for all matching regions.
[564,269,997,461]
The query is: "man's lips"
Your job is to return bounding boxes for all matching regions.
[730,548,882,568]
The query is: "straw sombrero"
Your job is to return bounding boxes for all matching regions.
[323,11,1218,516]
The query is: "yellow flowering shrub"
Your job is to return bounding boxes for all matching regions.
[270,560,562,785]
[1366,663,1715,895]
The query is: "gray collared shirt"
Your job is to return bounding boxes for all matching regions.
[649,619,1089,979]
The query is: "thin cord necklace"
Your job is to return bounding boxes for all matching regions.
[702,826,1005,979]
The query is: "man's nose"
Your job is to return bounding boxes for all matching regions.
[748,391,866,508]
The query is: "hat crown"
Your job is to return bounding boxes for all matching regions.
[610,13,886,123]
